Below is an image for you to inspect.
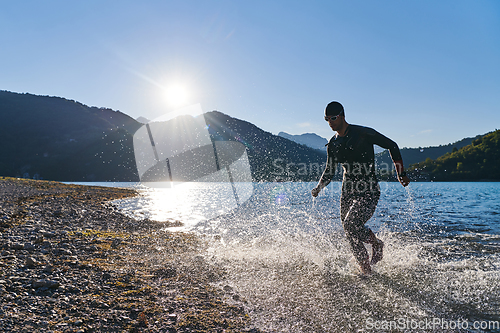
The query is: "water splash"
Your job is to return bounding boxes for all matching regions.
[199,182,500,332]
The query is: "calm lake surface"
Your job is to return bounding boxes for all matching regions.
[85,181,500,332]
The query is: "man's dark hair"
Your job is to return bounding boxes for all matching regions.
[325,101,344,116]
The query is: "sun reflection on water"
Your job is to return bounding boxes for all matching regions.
[113,182,253,230]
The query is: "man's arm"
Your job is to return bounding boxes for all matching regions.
[312,155,336,197]
[368,128,410,187]
[393,160,410,187]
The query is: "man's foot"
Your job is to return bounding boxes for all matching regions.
[371,239,384,265]
[359,259,372,275]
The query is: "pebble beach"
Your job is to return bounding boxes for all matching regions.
[0,177,260,333]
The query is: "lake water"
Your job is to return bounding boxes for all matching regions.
[98,181,500,332]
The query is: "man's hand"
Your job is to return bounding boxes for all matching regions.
[311,187,321,197]
[398,175,410,187]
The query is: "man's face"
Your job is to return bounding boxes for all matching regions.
[326,114,343,132]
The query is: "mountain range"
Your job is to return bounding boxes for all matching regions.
[0,90,496,182]
[0,91,325,182]
[278,132,328,152]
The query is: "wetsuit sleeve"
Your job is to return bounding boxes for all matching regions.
[366,127,406,175]
[367,128,402,162]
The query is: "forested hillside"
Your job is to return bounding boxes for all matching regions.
[0,91,141,181]
[409,130,500,181]
[375,135,480,169]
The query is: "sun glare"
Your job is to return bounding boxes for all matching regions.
[164,84,189,107]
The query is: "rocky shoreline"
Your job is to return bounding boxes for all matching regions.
[0,177,261,332]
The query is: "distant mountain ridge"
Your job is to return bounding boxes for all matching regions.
[278,132,328,152]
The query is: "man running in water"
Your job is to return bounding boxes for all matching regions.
[312,101,410,275]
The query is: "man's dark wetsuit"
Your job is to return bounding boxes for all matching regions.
[318,124,403,264]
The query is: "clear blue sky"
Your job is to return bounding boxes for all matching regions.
[1,0,499,148]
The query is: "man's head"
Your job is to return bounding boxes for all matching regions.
[325,101,344,117]
[324,101,347,134]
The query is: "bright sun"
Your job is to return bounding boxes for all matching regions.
[164,84,189,107]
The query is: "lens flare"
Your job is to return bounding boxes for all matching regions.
[270,186,289,205]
